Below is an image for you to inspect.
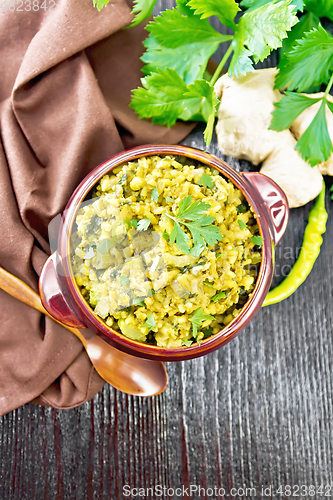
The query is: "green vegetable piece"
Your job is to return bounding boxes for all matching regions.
[178,79,219,123]
[295,100,333,166]
[142,35,219,85]
[128,0,159,28]
[97,239,113,254]
[141,0,221,85]
[188,0,240,29]
[236,0,298,63]
[216,253,223,258]
[130,219,139,229]
[270,92,322,131]
[330,184,333,201]
[165,197,174,202]
[118,173,128,186]
[151,187,159,203]
[203,281,214,287]
[130,68,188,127]
[241,0,303,12]
[229,43,254,78]
[198,174,214,188]
[120,276,130,285]
[251,235,263,248]
[132,297,145,306]
[162,230,170,240]
[263,182,327,306]
[279,11,319,60]
[137,218,151,231]
[190,308,215,338]
[236,203,247,214]
[275,26,333,92]
[303,0,333,21]
[211,292,226,302]
[182,339,193,347]
[146,7,231,48]
[237,220,247,229]
[142,313,157,330]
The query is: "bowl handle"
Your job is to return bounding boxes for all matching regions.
[39,252,87,329]
[242,172,289,245]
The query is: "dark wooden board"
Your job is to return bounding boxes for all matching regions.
[1,2,333,499]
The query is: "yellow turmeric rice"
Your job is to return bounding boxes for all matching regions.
[71,155,262,348]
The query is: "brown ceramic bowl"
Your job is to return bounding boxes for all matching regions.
[39,145,289,361]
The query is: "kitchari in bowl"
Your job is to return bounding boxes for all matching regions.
[70,155,263,348]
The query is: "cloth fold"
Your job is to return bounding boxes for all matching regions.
[0,0,191,416]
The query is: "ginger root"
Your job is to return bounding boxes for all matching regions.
[214,69,328,208]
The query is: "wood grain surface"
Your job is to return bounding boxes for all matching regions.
[1,2,333,499]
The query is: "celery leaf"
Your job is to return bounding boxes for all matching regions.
[275,26,333,92]
[146,8,232,48]
[270,92,322,131]
[187,0,240,29]
[295,101,333,166]
[235,0,298,63]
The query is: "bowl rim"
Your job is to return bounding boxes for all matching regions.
[59,145,273,360]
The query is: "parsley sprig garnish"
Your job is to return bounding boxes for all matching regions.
[190,308,215,338]
[165,195,222,255]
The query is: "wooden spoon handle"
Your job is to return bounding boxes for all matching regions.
[0,265,87,348]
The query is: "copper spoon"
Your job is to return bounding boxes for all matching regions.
[0,266,167,397]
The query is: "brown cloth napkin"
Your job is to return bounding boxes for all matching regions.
[0,0,191,416]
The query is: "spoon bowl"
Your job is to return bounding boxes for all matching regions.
[0,265,167,397]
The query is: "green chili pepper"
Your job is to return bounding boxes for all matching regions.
[262,181,328,307]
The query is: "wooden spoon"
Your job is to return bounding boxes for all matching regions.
[0,266,167,397]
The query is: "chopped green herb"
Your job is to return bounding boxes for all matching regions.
[236,203,247,214]
[330,184,333,201]
[203,281,214,287]
[238,220,247,229]
[130,219,139,229]
[165,197,175,203]
[251,235,263,248]
[198,174,214,188]
[132,297,145,306]
[211,292,226,302]
[142,313,157,330]
[180,260,206,274]
[162,230,170,240]
[151,186,159,203]
[216,253,223,258]
[166,195,222,254]
[118,173,128,186]
[137,218,151,231]
[190,308,215,338]
[120,276,130,285]
[182,339,193,347]
[97,238,113,254]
